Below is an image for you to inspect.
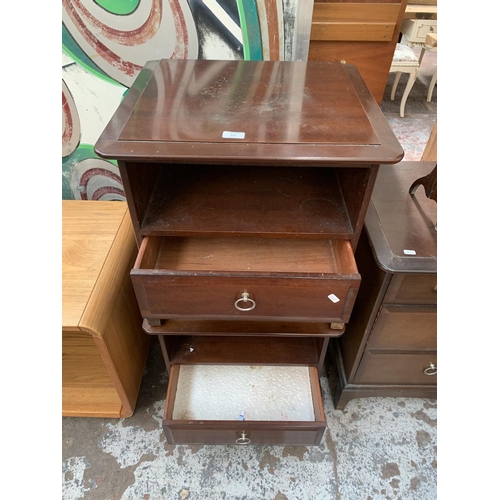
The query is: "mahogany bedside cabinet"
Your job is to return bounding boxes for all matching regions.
[62,200,150,418]
[331,161,437,409]
[95,59,403,444]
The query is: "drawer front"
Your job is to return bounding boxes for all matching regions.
[368,305,437,351]
[162,422,326,446]
[354,352,437,385]
[133,235,360,322]
[402,20,437,43]
[163,365,326,445]
[384,273,437,305]
[132,275,359,323]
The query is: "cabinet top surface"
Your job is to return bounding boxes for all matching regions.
[62,200,128,329]
[365,161,437,273]
[95,59,403,165]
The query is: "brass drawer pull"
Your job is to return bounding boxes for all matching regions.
[423,363,437,376]
[234,292,256,311]
[236,431,251,445]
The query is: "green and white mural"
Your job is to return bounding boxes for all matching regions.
[62,0,313,200]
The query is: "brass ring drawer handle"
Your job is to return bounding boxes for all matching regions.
[234,292,256,311]
[236,431,251,445]
[423,363,437,376]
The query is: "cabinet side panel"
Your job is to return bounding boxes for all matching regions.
[98,258,151,416]
[336,166,378,251]
[119,161,162,245]
[62,330,123,417]
[337,228,388,381]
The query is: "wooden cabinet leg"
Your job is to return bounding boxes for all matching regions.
[157,335,171,374]
[147,318,162,327]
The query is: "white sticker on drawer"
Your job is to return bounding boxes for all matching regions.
[404,249,417,255]
[328,293,340,303]
[222,131,245,139]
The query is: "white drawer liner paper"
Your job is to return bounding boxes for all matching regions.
[172,365,315,421]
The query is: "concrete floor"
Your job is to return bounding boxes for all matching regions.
[62,49,438,500]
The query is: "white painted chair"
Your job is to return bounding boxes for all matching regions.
[427,68,437,102]
[389,43,420,117]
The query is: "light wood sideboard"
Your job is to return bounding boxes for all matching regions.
[62,200,150,418]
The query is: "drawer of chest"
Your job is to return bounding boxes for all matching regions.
[368,305,437,351]
[401,19,437,43]
[131,236,360,323]
[163,364,326,445]
[354,352,437,386]
[384,274,437,305]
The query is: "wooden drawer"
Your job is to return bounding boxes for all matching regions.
[354,352,437,385]
[367,305,437,351]
[401,19,437,44]
[163,365,326,445]
[131,236,360,323]
[384,273,437,305]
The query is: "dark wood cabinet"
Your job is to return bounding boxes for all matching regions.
[95,59,403,445]
[331,161,437,410]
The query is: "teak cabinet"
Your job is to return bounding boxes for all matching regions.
[331,161,437,409]
[62,201,150,418]
[95,59,403,445]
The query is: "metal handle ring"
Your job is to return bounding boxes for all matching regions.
[236,431,251,445]
[234,292,256,311]
[423,363,437,376]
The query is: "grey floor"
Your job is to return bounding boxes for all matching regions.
[62,50,438,500]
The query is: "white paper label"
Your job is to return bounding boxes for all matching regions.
[403,249,417,255]
[222,131,245,139]
[328,293,340,303]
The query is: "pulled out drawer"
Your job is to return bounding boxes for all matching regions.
[132,236,360,323]
[163,364,326,445]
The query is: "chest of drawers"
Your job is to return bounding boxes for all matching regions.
[401,18,437,47]
[95,59,403,444]
[331,161,437,409]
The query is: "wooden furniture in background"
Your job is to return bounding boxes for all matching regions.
[95,59,403,444]
[62,200,150,418]
[308,0,408,104]
[404,3,437,20]
[330,161,437,409]
[401,17,436,48]
[400,3,437,70]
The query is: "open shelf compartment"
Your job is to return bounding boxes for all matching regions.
[122,163,374,239]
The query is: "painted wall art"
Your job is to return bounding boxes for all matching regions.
[62,0,313,200]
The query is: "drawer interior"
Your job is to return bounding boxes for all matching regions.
[165,365,322,422]
[136,236,358,275]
